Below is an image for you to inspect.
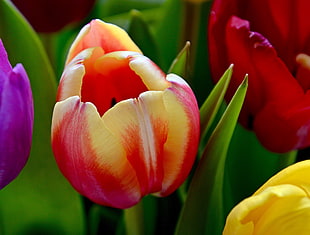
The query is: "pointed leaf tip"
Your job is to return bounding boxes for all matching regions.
[199,64,233,138]
[168,41,191,78]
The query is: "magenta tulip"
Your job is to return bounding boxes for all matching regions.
[0,40,34,189]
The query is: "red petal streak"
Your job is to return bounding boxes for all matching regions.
[102,92,168,196]
[159,74,200,196]
[52,97,141,208]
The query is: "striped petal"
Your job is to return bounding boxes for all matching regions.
[160,74,200,195]
[51,96,141,208]
[57,48,95,101]
[102,91,168,196]
[66,19,142,63]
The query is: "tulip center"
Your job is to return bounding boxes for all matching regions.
[295,53,310,92]
[81,55,148,116]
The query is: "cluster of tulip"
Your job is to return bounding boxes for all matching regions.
[1,0,310,234]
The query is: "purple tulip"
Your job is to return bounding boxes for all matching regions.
[0,40,34,189]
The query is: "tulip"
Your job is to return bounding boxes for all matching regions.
[208,0,310,153]
[223,160,310,235]
[11,0,96,33]
[51,20,200,209]
[0,40,34,189]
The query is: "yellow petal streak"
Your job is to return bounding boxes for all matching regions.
[129,55,170,91]
[66,19,142,63]
[159,74,193,195]
[57,48,94,101]
[134,95,158,179]
[52,96,141,208]
[102,91,168,194]
[65,22,91,63]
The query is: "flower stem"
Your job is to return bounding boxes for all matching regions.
[39,33,56,70]
[124,201,144,235]
[277,150,297,171]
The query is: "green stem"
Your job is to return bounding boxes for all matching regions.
[181,0,202,78]
[124,201,144,235]
[277,150,297,171]
[39,33,56,70]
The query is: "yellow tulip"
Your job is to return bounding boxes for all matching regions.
[223,160,310,235]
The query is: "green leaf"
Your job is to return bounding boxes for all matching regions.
[127,9,160,65]
[153,0,183,71]
[0,1,85,234]
[178,0,213,105]
[175,76,248,235]
[225,124,297,210]
[92,0,165,18]
[168,41,190,79]
[199,64,233,139]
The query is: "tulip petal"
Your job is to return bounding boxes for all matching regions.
[84,51,149,116]
[52,96,142,208]
[255,159,310,195]
[102,91,168,195]
[102,75,200,197]
[225,16,310,152]
[159,74,200,195]
[128,54,169,91]
[238,0,310,71]
[209,0,310,73]
[225,16,303,117]
[0,64,33,189]
[66,19,142,63]
[0,40,12,74]
[57,48,94,101]
[224,160,310,235]
[253,100,310,152]
[223,184,310,235]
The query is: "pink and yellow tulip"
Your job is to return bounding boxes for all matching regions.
[51,20,200,209]
[223,160,310,235]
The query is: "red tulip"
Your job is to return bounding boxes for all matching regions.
[51,20,200,208]
[11,0,95,33]
[208,0,310,153]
